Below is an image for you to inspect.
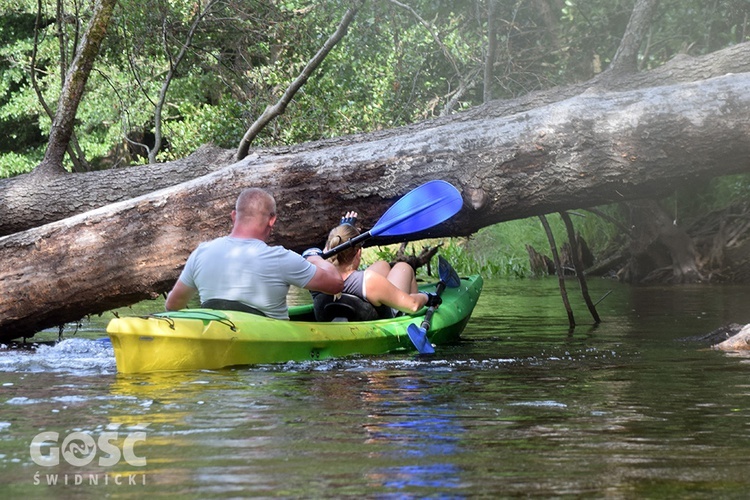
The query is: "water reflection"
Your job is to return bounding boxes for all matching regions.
[359,370,464,491]
[3,279,750,497]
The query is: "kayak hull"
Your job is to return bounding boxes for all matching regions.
[107,275,483,373]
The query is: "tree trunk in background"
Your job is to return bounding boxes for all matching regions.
[606,0,660,75]
[35,0,118,176]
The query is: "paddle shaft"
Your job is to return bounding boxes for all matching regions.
[418,280,447,332]
[405,256,460,354]
[320,230,372,260]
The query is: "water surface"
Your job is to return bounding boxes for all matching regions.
[2,278,750,498]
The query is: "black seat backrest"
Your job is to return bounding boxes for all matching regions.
[201,299,266,316]
[312,293,381,322]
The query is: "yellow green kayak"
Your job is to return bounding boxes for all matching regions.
[106,275,483,373]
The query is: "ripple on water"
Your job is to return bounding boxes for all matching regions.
[0,332,623,377]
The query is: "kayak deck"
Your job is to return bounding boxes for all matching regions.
[107,275,483,373]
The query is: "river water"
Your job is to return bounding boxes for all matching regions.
[2,277,750,498]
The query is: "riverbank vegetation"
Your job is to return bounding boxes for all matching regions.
[366,172,750,280]
[2,2,745,249]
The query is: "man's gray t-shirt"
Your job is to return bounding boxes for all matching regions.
[179,236,316,320]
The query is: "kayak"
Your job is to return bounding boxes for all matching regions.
[106,274,483,373]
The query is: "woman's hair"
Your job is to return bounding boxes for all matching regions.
[325,223,361,266]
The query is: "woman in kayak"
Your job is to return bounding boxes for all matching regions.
[320,212,441,318]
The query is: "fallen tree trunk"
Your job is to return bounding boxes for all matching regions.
[3,41,750,237]
[0,145,236,236]
[3,72,750,340]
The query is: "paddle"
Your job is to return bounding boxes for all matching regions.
[407,256,462,354]
[320,180,463,260]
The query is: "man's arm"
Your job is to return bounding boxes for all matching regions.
[165,280,197,311]
[303,255,344,295]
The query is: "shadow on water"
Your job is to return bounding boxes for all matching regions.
[2,277,750,497]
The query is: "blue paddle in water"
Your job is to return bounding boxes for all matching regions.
[321,180,463,259]
[407,256,462,354]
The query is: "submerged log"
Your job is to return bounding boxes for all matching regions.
[713,324,750,352]
[678,323,744,347]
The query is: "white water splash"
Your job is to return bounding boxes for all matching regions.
[0,338,116,375]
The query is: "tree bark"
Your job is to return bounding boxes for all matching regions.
[0,145,235,236]
[3,71,750,340]
[4,41,750,237]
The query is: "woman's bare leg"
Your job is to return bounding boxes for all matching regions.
[387,262,418,293]
[368,260,392,277]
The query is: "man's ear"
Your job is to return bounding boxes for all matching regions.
[231,210,237,223]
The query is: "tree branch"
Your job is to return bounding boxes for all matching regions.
[606,0,660,75]
[235,1,364,160]
[149,0,219,163]
[35,0,118,176]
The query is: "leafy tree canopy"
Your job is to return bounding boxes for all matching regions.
[0,0,748,177]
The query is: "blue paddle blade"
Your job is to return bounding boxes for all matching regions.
[438,256,461,288]
[407,324,436,354]
[371,180,462,237]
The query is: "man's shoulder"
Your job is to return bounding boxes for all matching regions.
[193,236,228,251]
[266,244,303,260]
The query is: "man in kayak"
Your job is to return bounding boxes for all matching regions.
[318,212,441,319]
[165,188,343,319]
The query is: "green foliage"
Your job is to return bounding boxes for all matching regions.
[361,232,539,281]
[2,0,748,173]
[463,217,571,278]
[0,150,38,177]
[668,173,750,221]
[706,174,750,206]
[559,0,750,77]
[436,238,530,279]
[422,209,625,280]
[567,206,623,253]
